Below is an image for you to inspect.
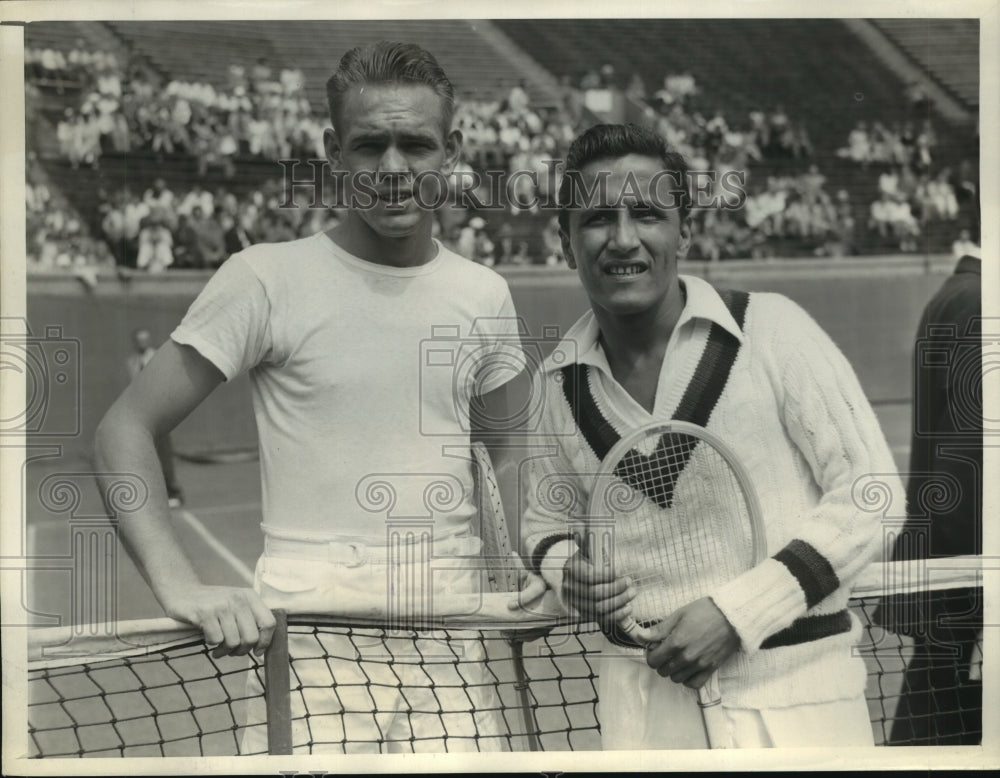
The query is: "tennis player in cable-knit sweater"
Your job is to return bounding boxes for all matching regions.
[519,123,905,749]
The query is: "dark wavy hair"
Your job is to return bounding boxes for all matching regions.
[326,41,455,134]
[557,123,692,232]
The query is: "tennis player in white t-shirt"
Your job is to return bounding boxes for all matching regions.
[95,41,527,753]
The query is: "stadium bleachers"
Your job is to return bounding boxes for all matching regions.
[872,19,979,108]
[24,19,979,264]
[494,19,973,163]
[103,19,561,112]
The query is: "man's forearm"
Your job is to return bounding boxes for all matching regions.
[94,407,201,609]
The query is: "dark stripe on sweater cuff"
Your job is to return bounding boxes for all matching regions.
[772,539,840,608]
[760,610,852,649]
[530,533,576,574]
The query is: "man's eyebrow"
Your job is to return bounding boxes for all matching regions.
[348,128,439,143]
[347,129,388,143]
[397,129,440,143]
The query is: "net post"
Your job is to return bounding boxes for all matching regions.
[265,609,292,755]
[510,638,543,751]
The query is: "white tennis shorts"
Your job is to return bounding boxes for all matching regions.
[598,643,875,749]
[239,534,508,754]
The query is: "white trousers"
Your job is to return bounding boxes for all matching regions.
[598,648,875,749]
[239,536,507,754]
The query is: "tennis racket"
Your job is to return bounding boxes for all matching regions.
[585,420,766,749]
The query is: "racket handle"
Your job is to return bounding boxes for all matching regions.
[617,615,655,645]
[697,673,729,749]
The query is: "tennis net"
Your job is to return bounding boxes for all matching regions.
[26,556,983,756]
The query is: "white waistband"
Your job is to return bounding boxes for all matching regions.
[263,532,481,565]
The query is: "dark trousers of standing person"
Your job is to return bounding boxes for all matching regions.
[884,591,982,746]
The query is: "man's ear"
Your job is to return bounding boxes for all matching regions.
[441,128,463,176]
[676,219,692,261]
[323,127,341,170]
[560,229,576,269]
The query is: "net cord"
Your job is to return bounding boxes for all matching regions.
[27,557,986,666]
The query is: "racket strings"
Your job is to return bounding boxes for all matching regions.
[603,433,755,624]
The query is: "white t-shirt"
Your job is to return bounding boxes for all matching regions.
[173,233,525,543]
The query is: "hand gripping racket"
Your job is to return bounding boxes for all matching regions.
[585,420,766,748]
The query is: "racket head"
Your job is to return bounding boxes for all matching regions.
[585,420,766,632]
[471,441,521,594]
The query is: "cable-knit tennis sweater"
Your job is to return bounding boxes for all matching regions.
[522,276,905,710]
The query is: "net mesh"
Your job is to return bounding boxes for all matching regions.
[27,571,983,756]
[28,640,265,757]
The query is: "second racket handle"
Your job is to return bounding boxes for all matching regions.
[697,673,728,748]
[616,615,656,645]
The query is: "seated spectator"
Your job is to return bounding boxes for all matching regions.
[507,80,530,115]
[176,185,214,219]
[789,121,813,158]
[494,222,515,265]
[143,179,177,230]
[100,194,129,265]
[822,192,857,258]
[839,120,871,166]
[869,191,895,241]
[879,167,900,198]
[906,80,931,113]
[224,205,257,255]
[870,192,920,252]
[474,227,496,266]
[923,171,959,221]
[688,218,721,262]
[766,105,791,155]
[580,69,602,90]
[705,109,728,147]
[172,213,199,268]
[913,130,934,173]
[456,216,483,260]
[801,164,827,197]
[783,193,811,238]
[136,215,174,273]
[625,73,647,102]
[188,206,227,268]
[951,228,978,259]
[279,66,304,95]
[869,122,894,163]
[511,241,531,265]
[251,57,275,93]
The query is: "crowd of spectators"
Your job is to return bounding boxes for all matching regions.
[610,66,816,172]
[97,178,340,272]
[24,43,977,271]
[25,153,115,285]
[685,167,856,261]
[837,119,937,171]
[26,44,131,167]
[28,48,325,174]
[121,61,325,174]
[455,80,578,212]
[835,116,969,253]
[865,164,964,252]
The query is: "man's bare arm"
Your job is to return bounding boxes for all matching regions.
[94,339,274,657]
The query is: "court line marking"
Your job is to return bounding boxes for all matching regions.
[184,501,261,516]
[174,508,255,585]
